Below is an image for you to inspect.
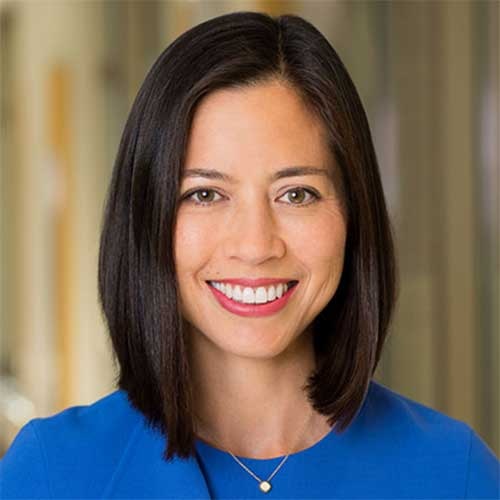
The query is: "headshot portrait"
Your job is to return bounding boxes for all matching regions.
[0,4,498,499]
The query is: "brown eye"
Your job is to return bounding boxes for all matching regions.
[281,187,319,206]
[195,190,215,203]
[182,188,223,205]
[287,189,306,204]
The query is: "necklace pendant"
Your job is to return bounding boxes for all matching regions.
[259,480,272,493]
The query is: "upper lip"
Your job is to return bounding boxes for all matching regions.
[207,278,298,287]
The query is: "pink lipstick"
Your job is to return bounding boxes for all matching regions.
[206,281,299,317]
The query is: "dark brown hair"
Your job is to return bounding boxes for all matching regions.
[98,10,397,461]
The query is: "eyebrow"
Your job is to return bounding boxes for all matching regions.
[182,166,330,182]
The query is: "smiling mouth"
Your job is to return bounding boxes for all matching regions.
[204,280,299,304]
[205,279,299,315]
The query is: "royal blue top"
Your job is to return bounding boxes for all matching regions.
[1,380,498,499]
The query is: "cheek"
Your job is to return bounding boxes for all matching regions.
[289,212,346,269]
[174,214,214,273]
[174,216,214,316]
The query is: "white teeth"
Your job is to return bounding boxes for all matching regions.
[210,281,294,304]
[255,286,267,304]
[242,287,255,304]
[232,285,242,301]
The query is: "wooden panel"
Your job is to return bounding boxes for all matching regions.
[48,66,74,409]
[256,1,294,16]
[376,1,438,406]
[439,1,477,424]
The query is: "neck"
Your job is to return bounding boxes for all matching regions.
[188,327,333,459]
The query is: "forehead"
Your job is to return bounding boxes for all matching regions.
[183,81,333,177]
[192,80,319,124]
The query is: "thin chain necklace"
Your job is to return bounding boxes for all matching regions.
[194,405,315,494]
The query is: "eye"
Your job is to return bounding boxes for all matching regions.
[181,188,224,205]
[279,187,320,207]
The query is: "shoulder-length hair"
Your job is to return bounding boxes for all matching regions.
[98,10,397,461]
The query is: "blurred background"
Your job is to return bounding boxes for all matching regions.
[0,0,498,457]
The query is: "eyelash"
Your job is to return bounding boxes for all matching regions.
[181,186,321,208]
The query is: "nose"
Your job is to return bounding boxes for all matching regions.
[222,197,286,265]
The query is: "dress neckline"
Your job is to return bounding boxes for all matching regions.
[195,421,337,464]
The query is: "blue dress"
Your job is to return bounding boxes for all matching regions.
[1,380,498,499]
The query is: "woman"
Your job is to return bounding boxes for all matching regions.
[1,11,498,499]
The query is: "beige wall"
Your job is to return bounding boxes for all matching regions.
[0,1,116,448]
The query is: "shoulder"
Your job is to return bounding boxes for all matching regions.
[24,389,139,445]
[366,379,470,436]
[0,389,143,498]
[362,380,499,498]
[364,379,480,448]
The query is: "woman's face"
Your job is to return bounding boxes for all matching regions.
[174,80,346,360]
